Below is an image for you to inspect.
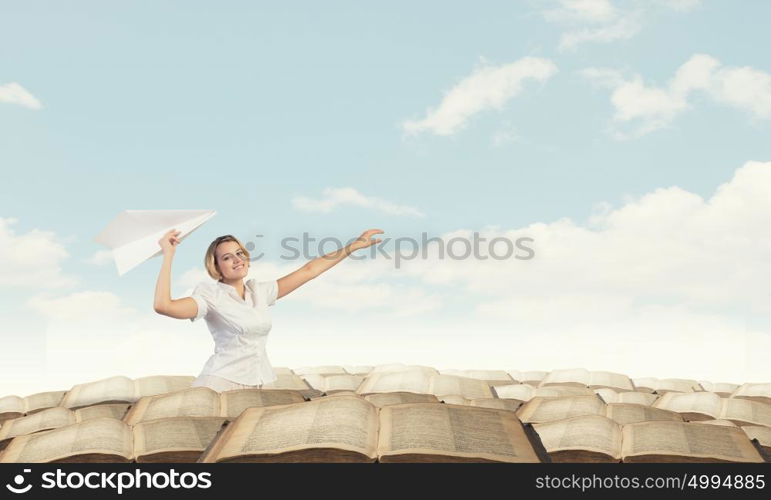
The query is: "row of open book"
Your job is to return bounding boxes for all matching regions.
[2,367,770,422]
[0,390,769,463]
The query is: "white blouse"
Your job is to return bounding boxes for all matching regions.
[189,278,279,385]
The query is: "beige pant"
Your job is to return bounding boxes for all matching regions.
[191,374,263,392]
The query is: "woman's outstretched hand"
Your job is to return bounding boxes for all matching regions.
[159,229,182,255]
[351,229,384,251]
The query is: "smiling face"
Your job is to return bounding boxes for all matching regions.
[215,240,249,281]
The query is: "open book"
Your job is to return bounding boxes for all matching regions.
[632,377,702,393]
[492,383,595,402]
[653,392,771,426]
[0,391,68,423]
[0,404,129,451]
[357,372,494,400]
[123,387,307,425]
[60,375,195,409]
[198,395,546,463]
[539,368,635,392]
[698,381,740,396]
[516,395,685,426]
[0,416,227,463]
[301,374,364,394]
[533,415,765,463]
[505,370,549,386]
[731,383,771,405]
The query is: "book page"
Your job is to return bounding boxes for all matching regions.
[606,403,683,425]
[212,396,378,461]
[133,416,227,456]
[539,368,590,387]
[74,404,131,422]
[342,365,373,375]
[378,403,540,463]
[133,376,195,399]
[0,417,133,463]
[589,371,634,391]
[594,388,619,404]
[0,396,24,416]
[520,371,548,384]
[429,374,493,399]
[61,376,136,409]
[653,392,722,419]
[533,414,622,459]
[621,421,763,462]
[440,395,470,406]
[220,389,305,418]
[632,377,658,391]
[24,391,67,413]
[741,426,771,448]
[357,370,432,395]
[363,392,439,407]
[535,385,595,397]
[617,392,658,406]
[262,373,314,391]
[657,379,700,393]
[469,398,521,412]
[439,369,514,383]
[322,375,364,392]
[124,387,220,425]
[516,396,606,424]
[731,383,771,402]
[720,398,771,427]
[492,384,534,401]
[0,407,76,440]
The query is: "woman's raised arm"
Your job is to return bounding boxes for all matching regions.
[153,228,199,319]
[276,228,384,300]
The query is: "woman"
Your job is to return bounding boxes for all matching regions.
[153,228,383,392]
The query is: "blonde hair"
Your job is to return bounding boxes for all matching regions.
[204,235,251,281]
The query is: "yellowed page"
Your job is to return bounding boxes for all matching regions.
[720,398,771,426]
[492,384,534,401]
[377,403,540,463]
[429,374,493,399]
[618,392,658,406]
[653,392,722,419]
[60,376,136,409]
[621,421,764,462]
[520,371,548,384]
[589,371,634,391]
[516,395,606,424]
[363,392,439,407]
[0,418,133,463]
[741,425,771,448]
[533,414,621,459]
[605,403,683,425]
[536,385,595,397]
[731,383,771,403]
[74,404,131,422]
[0,396,24,416]
[695,419,738,427]
[220,389,305,418]
[594,388,619,404]
[469,398,521,412]
[124,387,220,425]
[539,368,590,387]
[23,391,67,413]
[439,369,514,383]
[440,395,470,406]
[210,395,378,461]
[657,378,701,393]
[357,370,432,395]
[133,416,227,458]
[0,407,76,440]
[632,377,659,392]
[133,376,195,399]
[342,365,373,375]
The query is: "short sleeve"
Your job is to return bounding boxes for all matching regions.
[189,283,211,322]
[256,279,279,307]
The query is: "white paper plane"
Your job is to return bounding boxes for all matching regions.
[94,209,217,275]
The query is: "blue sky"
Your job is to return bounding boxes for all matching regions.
[2,1,771,394]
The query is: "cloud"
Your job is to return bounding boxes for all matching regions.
[402,57,558,136]
[85,249,114,267]
[292,187,425,217]
[582,54,771,138]
[0,217,78,288]
[27,290,137,323]
[543,0,701,51]
[0,82,43,110]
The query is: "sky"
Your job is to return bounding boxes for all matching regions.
[2,0,771,396]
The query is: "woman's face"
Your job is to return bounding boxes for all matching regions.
[215,241,249,280]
